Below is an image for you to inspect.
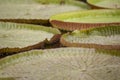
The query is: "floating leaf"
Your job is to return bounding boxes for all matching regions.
[50,9,120,31]
[87,0,120,9]
[61,25,120,50]
[0,22,60,55]
[0,0,90,24]
[0,47,120,80]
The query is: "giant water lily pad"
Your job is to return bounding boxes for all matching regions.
[0,47,120,80]
[0,0,90,24]
[0,22,60,55]
[87,0,120,9]
[50,9,120,31]
[61,25,120,50]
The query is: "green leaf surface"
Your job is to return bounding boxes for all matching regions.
[50,9,120,31]
[61,26,120,49]
[87,0,120,9]
[0,22,60,49]
[50,9,120,23]
[0,47,120,80]
[0,0,90,24]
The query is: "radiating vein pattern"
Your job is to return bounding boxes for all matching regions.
[0,48,120,80]
[0,22,57,48]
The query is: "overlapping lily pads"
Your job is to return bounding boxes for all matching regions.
[61,25,120,50]
[50,9,120,31]
[0,0,119,79]
[0,0,90,25]
[0,47,120,80]
[87,0,120,9]
[0,22,60,56]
